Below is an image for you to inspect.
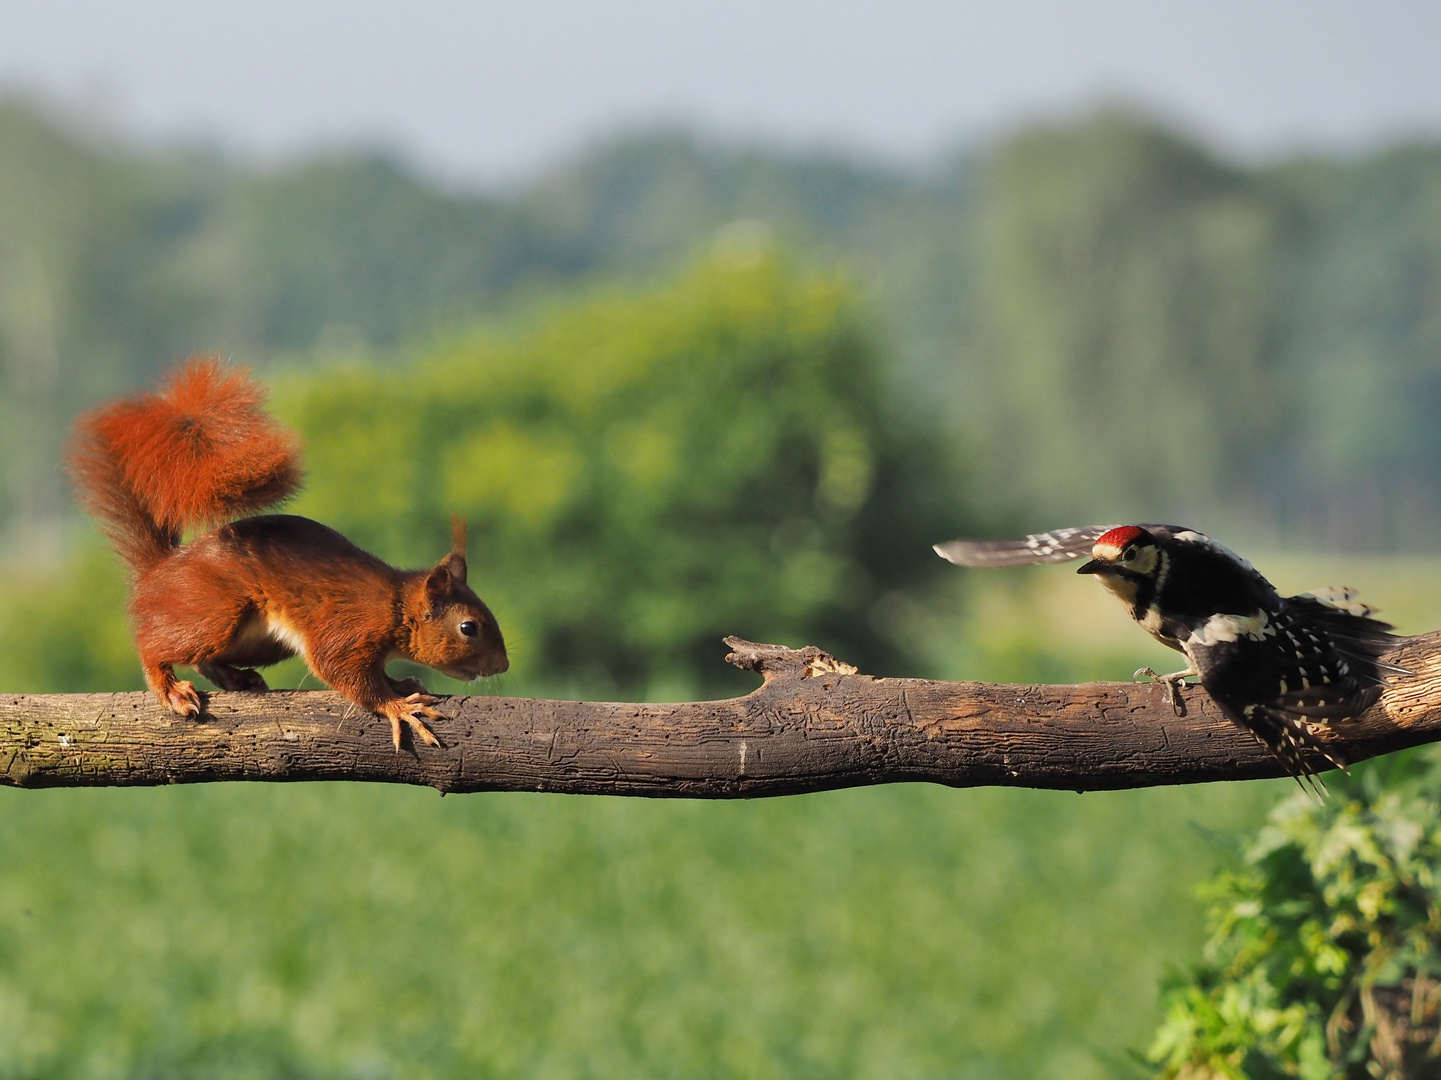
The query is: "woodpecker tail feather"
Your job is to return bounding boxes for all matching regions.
[1239,702,1343,799]
[66,356,303,573]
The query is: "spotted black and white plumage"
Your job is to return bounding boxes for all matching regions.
[934,524,1408,790]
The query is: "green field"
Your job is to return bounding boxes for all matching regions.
[0,775,1285,1079]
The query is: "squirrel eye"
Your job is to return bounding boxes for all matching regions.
[459,620,479,638]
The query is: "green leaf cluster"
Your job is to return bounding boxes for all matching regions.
[1150,756,1441,1079]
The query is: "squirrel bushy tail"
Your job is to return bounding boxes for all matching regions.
[67,356,303,573]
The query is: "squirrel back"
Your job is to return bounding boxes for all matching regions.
[67,356,303,572]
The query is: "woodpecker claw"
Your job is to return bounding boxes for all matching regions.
[1134,666,1193,716]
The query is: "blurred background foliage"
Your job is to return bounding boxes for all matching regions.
[281,253,953,699]
[0,90,1440,1078]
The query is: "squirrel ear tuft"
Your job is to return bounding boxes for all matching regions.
[450,513,467,560]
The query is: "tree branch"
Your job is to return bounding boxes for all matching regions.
[4,633,1440,795]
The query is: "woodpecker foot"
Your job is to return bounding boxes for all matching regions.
[1133,667,1195,716]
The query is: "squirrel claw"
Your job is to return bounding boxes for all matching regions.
[166,680,203,718]
[382,693,443,750]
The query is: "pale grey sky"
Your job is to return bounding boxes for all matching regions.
[2,0,1439,183]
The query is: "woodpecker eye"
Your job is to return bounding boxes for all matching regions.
[459,620,479,638]
[1123,547,1137,561]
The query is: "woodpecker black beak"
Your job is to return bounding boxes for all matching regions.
[1076,559,1106,575]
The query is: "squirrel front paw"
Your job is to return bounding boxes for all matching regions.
[379,692,443,751]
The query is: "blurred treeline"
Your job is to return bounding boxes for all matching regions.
[4,93,1441,554]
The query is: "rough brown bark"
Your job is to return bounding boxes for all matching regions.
[3,633,1439,795]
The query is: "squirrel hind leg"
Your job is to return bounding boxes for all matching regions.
[144,660,203,718]
[197,661,270,693]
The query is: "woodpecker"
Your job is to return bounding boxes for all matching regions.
[933,524,1408,789]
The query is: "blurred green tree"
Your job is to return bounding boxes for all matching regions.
[0,541,138,694]
[280,248,959,698]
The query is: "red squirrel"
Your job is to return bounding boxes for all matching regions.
[65,356,509,749]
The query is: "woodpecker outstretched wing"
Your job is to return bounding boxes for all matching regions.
[935,526,1149,567]
[933,524,1228,568]
[1293,588,1412,681]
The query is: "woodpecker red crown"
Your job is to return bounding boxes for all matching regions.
[1094,525,1146,551]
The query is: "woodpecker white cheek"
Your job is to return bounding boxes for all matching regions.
[1128,546,1159,575]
